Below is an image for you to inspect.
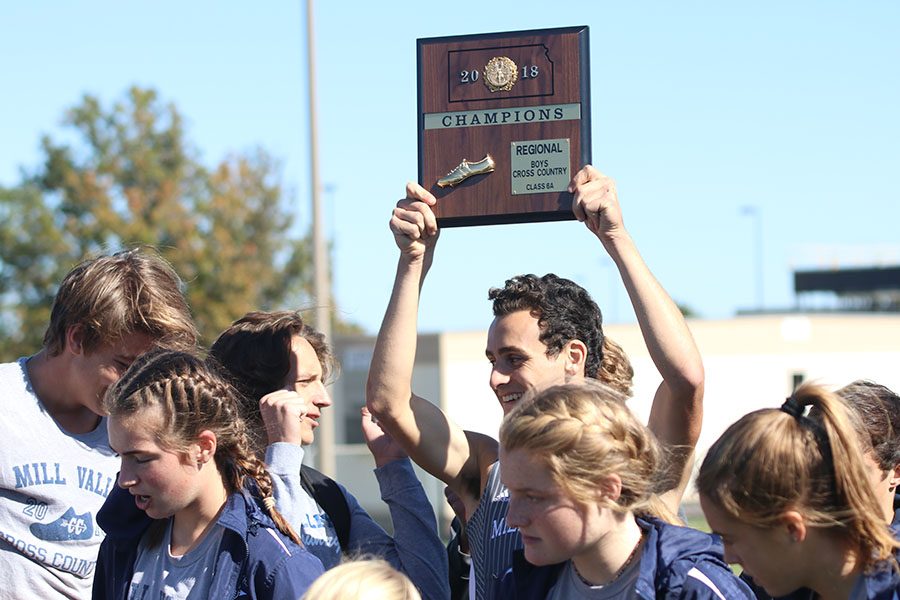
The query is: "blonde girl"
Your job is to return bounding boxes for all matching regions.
[301,558,421,600]
[92,350,324,599]
[497,380,751,599]
[697,382,900,600]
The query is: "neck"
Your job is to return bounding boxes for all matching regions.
[803,533,864,600]
[27,351,100,434]
[880,491,895,525]
[170,473,229,556]
[571,512,643,585]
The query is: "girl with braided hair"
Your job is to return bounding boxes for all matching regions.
[91,349,324,599]
[697,383,900,600]
[496,380,751,599]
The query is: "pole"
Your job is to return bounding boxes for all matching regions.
[306,0,335,477]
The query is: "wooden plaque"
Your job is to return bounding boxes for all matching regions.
[418,26,590,227]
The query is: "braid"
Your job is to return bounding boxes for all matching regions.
[235,450,301,544]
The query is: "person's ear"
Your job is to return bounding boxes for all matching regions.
[195,430,218,466]
[563,339,588,378]
[781,510,807,544]
[66,324,87,356]
[888,464,900,492]
[597,474,623,503]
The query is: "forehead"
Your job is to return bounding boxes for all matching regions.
[487,310,546,353]
[108,407,163,451]
[699,494,748,536]
[500,447,554,491]
[91,331,155,359]
[289,335,322,373]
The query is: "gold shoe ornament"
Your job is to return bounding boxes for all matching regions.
[437,154,496,188]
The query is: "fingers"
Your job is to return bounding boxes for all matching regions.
[259,390,309,421]
[390,182,439,238]
[406,181,436,206]
[570,165,603,222]
[569,165,621,236]
[391,199,437,239]
[360,406,377,424]
[571,184,587,222]
[258,390,308,445]
[567,164,601,193]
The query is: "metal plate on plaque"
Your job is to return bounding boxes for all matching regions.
[510,138,571,195]
[417,26,591,227]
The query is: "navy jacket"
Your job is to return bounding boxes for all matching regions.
[496,516,754,599]
[744,561,900,600]
[92,484,324,599]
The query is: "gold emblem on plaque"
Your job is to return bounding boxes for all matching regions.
[483,56,518,92]
[437,154,496,188]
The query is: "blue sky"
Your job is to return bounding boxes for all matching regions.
[2,1,897,333]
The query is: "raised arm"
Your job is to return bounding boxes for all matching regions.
[348,408,450,600]
[570,165,705,510]
[366,183,495,511]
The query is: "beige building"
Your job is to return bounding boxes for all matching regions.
[323,313,900,531]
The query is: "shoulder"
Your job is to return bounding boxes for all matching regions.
[639,518,753,599]
[863,556,900,599]
[236,493,325,593]
[638,517,722,562]
[0,359,33,401]
[468,431,500,475]
[677,563,755,599]
[496,550,565,600]
[243,525,325,597]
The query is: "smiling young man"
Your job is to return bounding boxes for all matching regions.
[367,166,704,600]
[0,249,197,599]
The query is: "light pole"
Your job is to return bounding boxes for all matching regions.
[740,205,764,311]
[306,0,335,476]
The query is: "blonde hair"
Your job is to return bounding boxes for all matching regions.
[43,248,197,355]
[697,382,899,571]
[301,558,421,600]
[499,379,676,522]
[104,349,299,544]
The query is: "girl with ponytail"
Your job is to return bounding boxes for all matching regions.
[697,382,900,600]
[496,380,752,599]
[92,350,324,599]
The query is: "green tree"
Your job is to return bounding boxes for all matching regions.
[0,86,351,359]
